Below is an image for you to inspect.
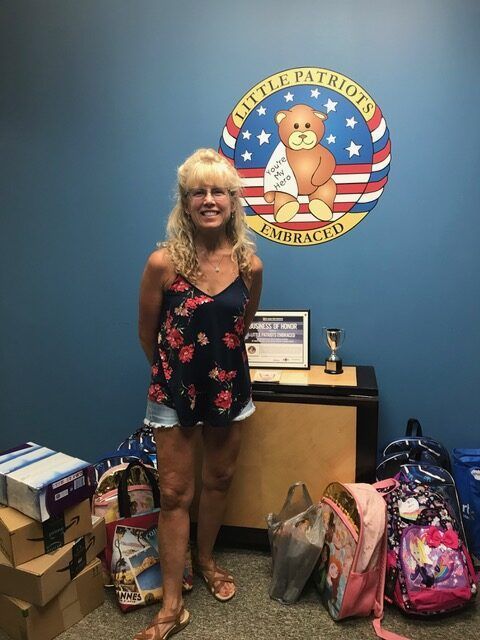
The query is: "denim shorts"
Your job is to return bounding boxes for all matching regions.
[143,397,256,429]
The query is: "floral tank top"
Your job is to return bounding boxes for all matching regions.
[147,274,251,427]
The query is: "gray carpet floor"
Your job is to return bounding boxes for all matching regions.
[1,547,478,640]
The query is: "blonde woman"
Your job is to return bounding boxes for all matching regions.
[136,149,263,640]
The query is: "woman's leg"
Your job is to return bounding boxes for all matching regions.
[196,422,242,599]
[136,425,197,638]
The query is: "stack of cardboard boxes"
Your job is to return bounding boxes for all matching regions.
[0,443,106,640]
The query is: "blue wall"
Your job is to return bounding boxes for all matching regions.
[1,0,479,462]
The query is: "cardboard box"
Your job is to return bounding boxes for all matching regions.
[0,558,105,640]
[0,444,54,505]
[0,442,95,522]
[0,498,92,566]
[0,516,106,606]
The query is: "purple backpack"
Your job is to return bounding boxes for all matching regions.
[383,465,477,615]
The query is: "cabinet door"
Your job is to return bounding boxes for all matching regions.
[192,401,357,529]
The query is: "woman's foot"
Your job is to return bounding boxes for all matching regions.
[133,606,190,640]
[197,559,236,601]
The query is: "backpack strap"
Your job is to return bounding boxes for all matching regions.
[407,444,427,463]
[405,418,422,437]
[372,525,411,640]
[372,617,411,640]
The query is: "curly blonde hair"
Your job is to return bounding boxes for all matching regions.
[163,149,256,281]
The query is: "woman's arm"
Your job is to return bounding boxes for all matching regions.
[243,254,263,334]
[138,249,171,364]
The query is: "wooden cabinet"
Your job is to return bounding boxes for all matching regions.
[192,365,378,546]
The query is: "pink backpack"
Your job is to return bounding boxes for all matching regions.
[382,466,477,616]
[313,481,408,640]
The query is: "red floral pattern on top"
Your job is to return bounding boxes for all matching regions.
[175,295,213,318]
[169,278,191,293]
[148,274,251,427]
[222,333,241,349]
[209,366,237,382]
[166,327,184,349]
[184,383,197,410]
[148,383,167,403]
[179,344,195,363]
[162,360,173,380]
[197,332,209,346]
[234,316,245,336]
[214,390,232,411]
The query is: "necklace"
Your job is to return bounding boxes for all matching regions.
[203,252,226,273]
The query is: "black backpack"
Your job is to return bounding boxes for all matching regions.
[376,418,451,480]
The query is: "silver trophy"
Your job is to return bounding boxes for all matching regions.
[323,327,345,374]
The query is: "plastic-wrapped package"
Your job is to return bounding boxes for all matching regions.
[266,482,324,604]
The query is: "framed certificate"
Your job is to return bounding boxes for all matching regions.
[245,310,310,369]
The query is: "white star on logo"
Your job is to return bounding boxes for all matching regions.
[323,98,338,113]
[326,134,336,144]
[310,88,320,99]
[241,150,252,162]
[257,106,266,116]
[284,91,294,102]
[242,130,252,140]
[257,129,271,145]
[345,141,362,158]
[346,117,358,129]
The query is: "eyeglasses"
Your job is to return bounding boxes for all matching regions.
[188,187,231,201]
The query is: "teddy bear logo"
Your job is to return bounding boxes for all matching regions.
[264,104,337,223]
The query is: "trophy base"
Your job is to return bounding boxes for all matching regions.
[325,359,343,374]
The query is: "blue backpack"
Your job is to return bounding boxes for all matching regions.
[376,418,451,480]
[452,448,480,559]
[117,426,157,467]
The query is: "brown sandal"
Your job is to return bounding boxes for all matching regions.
[133,606,190,640]
[197,563,236,602]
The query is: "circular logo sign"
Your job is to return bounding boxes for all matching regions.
[219,67,391,246]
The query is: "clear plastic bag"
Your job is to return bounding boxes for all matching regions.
[266,482,325,604]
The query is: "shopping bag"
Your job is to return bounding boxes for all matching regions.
[266,482,324,604]
[452,448,480,559]
[104,461,193,611]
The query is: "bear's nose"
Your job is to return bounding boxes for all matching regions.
[299,133,307,140]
